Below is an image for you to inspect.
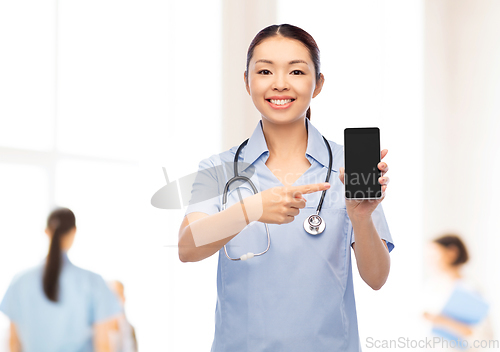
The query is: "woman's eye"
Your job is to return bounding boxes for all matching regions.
[291,70,304,75]
[258,70,271,75]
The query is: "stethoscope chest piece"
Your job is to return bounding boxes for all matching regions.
[304,214,326,235]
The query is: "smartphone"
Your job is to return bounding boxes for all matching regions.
[344,127,382,200]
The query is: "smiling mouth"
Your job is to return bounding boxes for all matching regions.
[266,98,296,105]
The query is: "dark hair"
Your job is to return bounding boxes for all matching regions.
[245,24,321,120]
[43,207,76,302]
[434,234,469,267]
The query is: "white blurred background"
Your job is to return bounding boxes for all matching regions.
[0,0,499,351]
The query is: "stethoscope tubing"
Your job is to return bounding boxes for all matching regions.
[222,126,333,261]
[222,139,271,260]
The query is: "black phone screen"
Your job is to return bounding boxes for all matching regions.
[344,128,382,199]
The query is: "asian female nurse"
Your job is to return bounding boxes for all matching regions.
[178,24,394,351]
[0,207,122,352]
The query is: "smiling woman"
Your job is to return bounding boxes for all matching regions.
[244,25,323,121]
[178,23,394,352]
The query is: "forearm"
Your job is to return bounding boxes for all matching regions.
[94,340,111,352]
[94,319,117,352]
[351,215,390,290]
[9,338,21,352]
[9,323,21,352]
[434,315,473,337]
[179,195,259,262]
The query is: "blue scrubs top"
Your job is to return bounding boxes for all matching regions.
[185,118,395,351]
[0,251,122,352]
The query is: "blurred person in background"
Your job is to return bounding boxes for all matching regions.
[107,280,138,352]
[422,234,494,351]
[0,207,122,352]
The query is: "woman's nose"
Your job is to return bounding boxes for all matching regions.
[272,73,289,90]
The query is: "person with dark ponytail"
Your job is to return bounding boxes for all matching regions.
[179,24,394,351]
[422,234,494,351]
[0,207,122,352]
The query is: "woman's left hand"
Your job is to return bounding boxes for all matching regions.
[339,149,389,220]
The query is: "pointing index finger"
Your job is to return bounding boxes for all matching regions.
[291,182,331,196]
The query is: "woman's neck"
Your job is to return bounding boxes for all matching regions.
[443,265,463,280]
[261,117,308,159]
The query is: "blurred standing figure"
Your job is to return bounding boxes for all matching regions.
[422,234,494,351]
[0,207,122,352]
[108,280,138,352]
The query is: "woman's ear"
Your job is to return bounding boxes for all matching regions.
[244,71,250,95]
[447,245,460,265]
[312,73,325,98]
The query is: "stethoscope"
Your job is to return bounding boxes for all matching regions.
[222,122,333,261]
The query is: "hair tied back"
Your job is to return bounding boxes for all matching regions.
[50,218,60,230]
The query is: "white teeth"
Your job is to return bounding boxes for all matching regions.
[269,99,293,105]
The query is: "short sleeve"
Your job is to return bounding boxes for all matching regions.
[348,202,394,253]
[0,275,21,323]
[90,274,122,324]
[184,156,221,217]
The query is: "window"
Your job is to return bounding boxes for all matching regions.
[0,1,222,350]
